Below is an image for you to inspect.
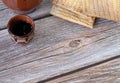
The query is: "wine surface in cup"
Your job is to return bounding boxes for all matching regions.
[11,21,32,36]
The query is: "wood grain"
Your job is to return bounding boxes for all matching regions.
[52,0,120,22]
[51,2,95,28]
[0,0,52,29]
[0,16,120,83]
[46,58,120,83]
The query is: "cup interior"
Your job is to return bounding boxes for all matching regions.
[8,15,34,37]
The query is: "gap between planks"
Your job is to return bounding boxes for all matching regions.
[25,55,120,83]
[45,56,120,83]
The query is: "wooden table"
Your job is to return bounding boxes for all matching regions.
[0,0,120,83]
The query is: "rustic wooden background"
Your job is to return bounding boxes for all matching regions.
[0,0,120,83]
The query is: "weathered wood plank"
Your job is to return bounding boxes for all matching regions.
[46,58,120,83]
[0,16,120,83]
[0,0,7,10]
[0,0,52,29]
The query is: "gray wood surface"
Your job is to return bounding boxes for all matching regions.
[0,16,120,83]
[0,0,120,83]
[0,0,52,29]
[47,58,120,83]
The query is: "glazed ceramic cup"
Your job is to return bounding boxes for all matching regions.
[2,0,42,14]
[8,15,35,45]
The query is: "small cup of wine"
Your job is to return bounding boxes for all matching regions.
[8,15,35,45]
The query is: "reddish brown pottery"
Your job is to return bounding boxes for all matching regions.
[2,0,42,14]
[8,15,35,45]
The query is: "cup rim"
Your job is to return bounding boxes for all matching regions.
[8,14,35,38]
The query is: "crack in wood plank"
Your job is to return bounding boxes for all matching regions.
[37,56,120,83]
[45,57,120,83]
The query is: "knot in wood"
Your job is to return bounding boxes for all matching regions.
[69,40,81,48]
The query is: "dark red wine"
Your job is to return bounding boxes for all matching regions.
[11,21,32,36]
